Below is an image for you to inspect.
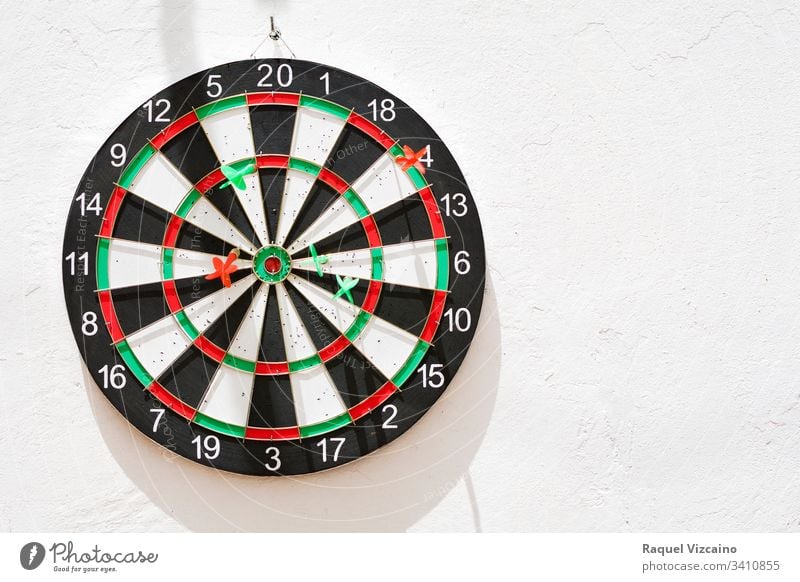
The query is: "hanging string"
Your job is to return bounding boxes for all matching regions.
[249,16,297,59]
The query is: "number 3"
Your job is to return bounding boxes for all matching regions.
[265,446,281,471]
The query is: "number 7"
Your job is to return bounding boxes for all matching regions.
[149,408,165,432]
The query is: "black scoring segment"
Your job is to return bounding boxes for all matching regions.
[371,285,433,338]
[248,374,296,428]
[325,125,384,183]
[260,286,287,362]
[110,282,170,335]
[259,168,286,243]
[370,192,432,246]
[250,105,296,155]
[325,346,388,409]
[157,346,220,409]
[113,195,171,245]
[160,125,219,185]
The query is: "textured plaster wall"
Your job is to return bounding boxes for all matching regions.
[2,0,800,532]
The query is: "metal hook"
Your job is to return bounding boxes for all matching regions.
[268,16,281,41]
[249,15,296,59]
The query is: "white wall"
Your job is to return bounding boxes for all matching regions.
[2,0,800,532]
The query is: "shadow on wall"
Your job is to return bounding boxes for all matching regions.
[84,275,501,532]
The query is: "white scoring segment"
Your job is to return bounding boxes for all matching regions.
[272,107,348,247]
[351,316,420,381]
[275,282,347,426]
[273,169,317,247]
[127,152,192,212]
[199,107,255,163]
[291,239,440,290]
[197,284,269,427]
[286,198,361,254]
[352,152,419,211]
[183,197,257,255]
[290,106,348,166]
[183,274,257,335]
[125,315,193,381]
[103,239,250,290]
[290,365,348,427]
[199,106,270,246]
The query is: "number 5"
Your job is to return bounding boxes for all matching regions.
[206,74,223,98]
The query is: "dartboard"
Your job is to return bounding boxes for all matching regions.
[62,59,485,475]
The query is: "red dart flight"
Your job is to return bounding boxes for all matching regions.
[205,250,240,288]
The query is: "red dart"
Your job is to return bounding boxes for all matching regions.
[204,250,239,288]
[395,145,428,174]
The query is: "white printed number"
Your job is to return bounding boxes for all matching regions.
[420,145,434,168]
[316,437,345,463]
[99,364,126,389]
[110,143,127,167]
[81,311,98,336]
[264,446,281,471]
[382,404,398,429]
[367,98,396,122]
[192,435,220,460]
[444,307,472,332]
[206,74,223,98]
[257,63,293,88]
[454,250,471,275]
[65,251,88,276]
[76,192,102,217]
[149,408,165,432]
[441,192,468,217]
[417,363,445,388]
[143,98,171,123]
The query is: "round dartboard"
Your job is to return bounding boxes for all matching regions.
[62,59,485,475]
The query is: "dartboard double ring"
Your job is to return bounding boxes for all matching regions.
[62,59,485,475]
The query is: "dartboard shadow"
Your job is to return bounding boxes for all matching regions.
[83,274,501,532]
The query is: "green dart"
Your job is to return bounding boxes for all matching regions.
[219,162,256,191]
[333,274,359,303]
[308,243,328,277]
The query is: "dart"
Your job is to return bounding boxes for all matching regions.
[395,145,428,174]
[333,274,359,303]
[219,162,256,191]
[204,249,240,288]
[308,243,328,277]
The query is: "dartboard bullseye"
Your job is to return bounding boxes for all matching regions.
[62,59,485,475]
